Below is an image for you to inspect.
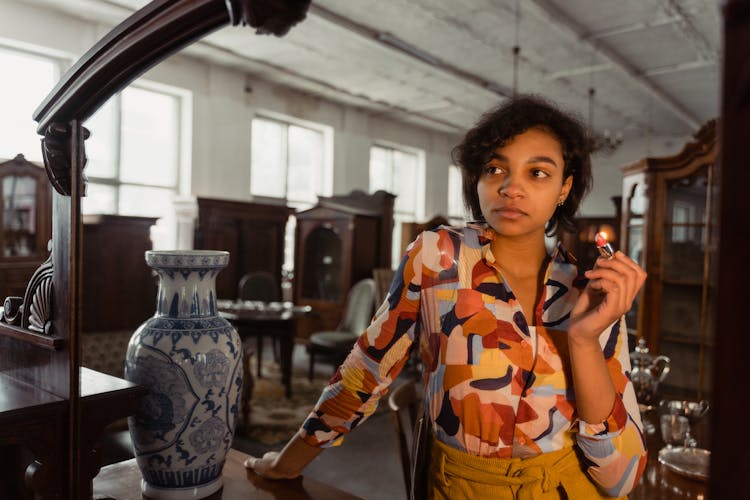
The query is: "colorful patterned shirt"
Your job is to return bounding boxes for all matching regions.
[299,224,647,496]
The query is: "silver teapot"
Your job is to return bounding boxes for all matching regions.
[630,338,671,408]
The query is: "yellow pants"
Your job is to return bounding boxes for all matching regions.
[427,437,621,500]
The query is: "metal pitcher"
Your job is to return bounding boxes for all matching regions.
[630,338,671,407]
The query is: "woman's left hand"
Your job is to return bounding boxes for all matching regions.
[569,251,647,342]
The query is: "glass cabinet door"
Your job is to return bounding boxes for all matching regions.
[2,174,38,257]
[301,225,343,302]
[660,165,712,398]
[623,180,647,331]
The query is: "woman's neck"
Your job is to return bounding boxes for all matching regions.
[489,231,549,279]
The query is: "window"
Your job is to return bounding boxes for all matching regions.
[83,82,189,220]
[0,46,63,161]
[250,115,332,273]
[447,165,468,225]
[369,144,425,268]
[251,117,329,207]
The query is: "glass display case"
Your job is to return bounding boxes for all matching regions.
[294,190,394,339]
[0,154,51,301]
[620,120,717,400]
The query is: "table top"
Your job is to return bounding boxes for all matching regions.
[218,300,312,322]
[629,411,709,499]
[93,448,362,500]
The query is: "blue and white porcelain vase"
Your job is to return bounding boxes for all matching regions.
[125,250,242,499]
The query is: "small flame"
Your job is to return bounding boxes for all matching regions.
[595,231,608,248]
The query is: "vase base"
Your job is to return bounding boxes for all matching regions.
[141,476,223,499]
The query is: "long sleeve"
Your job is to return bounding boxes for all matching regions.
[298,235,424,447]
[574,316,648,496]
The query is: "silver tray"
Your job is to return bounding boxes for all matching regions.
[658,447,710,481]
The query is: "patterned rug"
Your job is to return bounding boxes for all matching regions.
[241,361,332,446]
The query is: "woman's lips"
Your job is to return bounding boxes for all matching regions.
[493,207,526,219]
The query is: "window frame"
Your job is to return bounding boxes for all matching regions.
[368,142,426,268]
[83,79,191,218]
[249,112,333,208]
[249,112,334,274]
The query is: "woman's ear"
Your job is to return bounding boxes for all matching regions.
[560,175,573,204]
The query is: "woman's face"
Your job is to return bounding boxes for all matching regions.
[477,127,572,239]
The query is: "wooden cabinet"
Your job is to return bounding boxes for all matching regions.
[294,190,394,338]
[559,197,621,272]
[620,120,717,399]
[82,214,158,332]
[0,155,52,302]
[194,197,293,300]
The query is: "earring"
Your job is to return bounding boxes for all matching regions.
[557,200,564,207]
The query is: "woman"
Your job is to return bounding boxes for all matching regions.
[245,95,648,499]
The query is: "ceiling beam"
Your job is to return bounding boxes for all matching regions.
[526,0,701,130]
[643,58,716,77]
[657,0,718,62]
[308,4,514,99]
[584,16,681,40]
[189,40,466,133]
[545,63,612,81]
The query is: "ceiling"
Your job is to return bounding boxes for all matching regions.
[29,0,722,139]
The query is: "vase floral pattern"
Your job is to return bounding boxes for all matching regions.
[125,250,242,499]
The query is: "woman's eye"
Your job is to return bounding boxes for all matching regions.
[532,169,550,178]
[484,165,504,175]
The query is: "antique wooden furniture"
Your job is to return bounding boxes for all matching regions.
[629,410,710,499]
[92,448,360,500]
[0,154,52,301]
[2,0,747,497]
[387,380,421,497]
[0,1,312,498]
[711,3,750,496]
[82,214,158,333]
[307,278,376,380]
[294,190,394,338]
[219,300,311,398]
[620,120,717,401]
[194,197,292,301]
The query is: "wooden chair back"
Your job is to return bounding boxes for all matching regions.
[388,380,421,496]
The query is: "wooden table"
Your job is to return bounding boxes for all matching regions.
[0,367,144,498]
[93,448,361,499]
[629,410,710,499]
[219,301,311,399]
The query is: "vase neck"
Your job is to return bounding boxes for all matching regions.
[154,268,220,318]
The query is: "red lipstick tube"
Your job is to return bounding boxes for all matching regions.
[595,231,615,259]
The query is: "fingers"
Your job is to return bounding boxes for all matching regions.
[585,251,647,313]
[244,454,272,477]
[244,452,289,480]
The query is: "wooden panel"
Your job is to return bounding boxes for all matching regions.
[194,198,292,301]
[82,214,158,332]
[710,1,750,496]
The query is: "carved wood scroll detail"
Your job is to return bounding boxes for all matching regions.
[1,248,54,335]
[40,122,90,196]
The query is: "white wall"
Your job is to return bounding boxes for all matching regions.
[0,0,692,224]
[583,134,690,216]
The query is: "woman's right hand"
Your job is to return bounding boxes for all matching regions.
[244,451,301,480]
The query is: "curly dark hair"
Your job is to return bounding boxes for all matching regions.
[452,94,592,237]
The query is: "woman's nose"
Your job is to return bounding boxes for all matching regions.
[498,173,524,198]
